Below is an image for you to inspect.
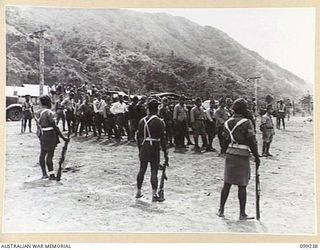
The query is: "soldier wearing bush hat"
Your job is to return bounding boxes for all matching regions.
[217,98,260,220]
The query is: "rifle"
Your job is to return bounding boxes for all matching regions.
[255,161,261,220]
[56,132,70,182]
[158,162,168,201]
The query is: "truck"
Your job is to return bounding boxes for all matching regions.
[6,96,23,121]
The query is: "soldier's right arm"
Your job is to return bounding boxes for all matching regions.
[246,121,260,166]
[136,119,143,151]
[159,120,169,164]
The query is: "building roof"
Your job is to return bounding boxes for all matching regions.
[6,84,50,97]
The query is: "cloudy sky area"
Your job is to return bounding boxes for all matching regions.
[130,8,315,84]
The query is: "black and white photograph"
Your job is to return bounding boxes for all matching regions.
[3,5,316,235]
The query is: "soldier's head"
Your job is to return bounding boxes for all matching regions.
[162,97,168,106]
[210,100,215,109]
[179,95,186,105]
[25,94,30,102]
[85,94,90,102]
[39,95,52,109]
[279,99,283,105]
[226,98,233,108]
[140,96,146,104]
[105,95,112,104]
[266,104,274,115]
[195,97,202,107]
[219,97,226,108]
[132,96,139,104]
[118,95,123,103]
[96,92,101,100]
[232,98,248,116]
[147,99,160,114]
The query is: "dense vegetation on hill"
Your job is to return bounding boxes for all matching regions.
[6,7,309,100]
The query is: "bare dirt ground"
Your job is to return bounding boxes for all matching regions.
[3,115,315,234]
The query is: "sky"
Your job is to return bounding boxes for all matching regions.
[130,8,315,84]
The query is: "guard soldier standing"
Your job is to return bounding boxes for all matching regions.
[136,99,169,201]
[217,98,260,220]
[35,95,69,180]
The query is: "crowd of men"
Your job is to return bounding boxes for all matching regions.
[21,83,291,158]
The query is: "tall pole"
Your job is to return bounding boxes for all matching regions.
[247,76,261,115]
[30,29,46,96]
[254,78,258,115]
[39,31,45,96]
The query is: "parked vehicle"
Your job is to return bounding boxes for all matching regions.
[6,96,23,121]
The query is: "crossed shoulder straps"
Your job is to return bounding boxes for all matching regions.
[224,118,248,144]
[142,115,158,146]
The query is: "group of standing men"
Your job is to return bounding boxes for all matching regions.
[53,92,147,141]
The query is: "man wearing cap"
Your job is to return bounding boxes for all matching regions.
[190,97,210,152]
[93,93,106,138]
[35,95,69,180]
[217,98,260,220]
[158,97,174,147]
[55,94,66,131]
[173,95,189,148]
[21,94,33,133]
[136,99,169,201]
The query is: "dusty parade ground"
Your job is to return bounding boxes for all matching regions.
[3,115,315,234]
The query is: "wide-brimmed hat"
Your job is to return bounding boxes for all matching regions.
[232,98,247,114]
[39,95,51,107]
[147,99,160,109]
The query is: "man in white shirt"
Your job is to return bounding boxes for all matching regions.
[93,93,106,137]
[110,95,130,141]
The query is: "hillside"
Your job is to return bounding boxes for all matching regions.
[5,7,309,99]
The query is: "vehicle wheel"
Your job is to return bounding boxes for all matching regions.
[7,107,22,121]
